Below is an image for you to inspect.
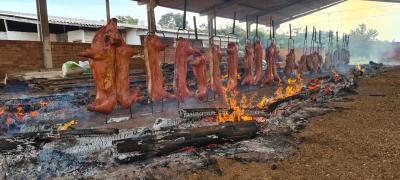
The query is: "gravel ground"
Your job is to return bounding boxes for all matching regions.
[188,66,400,179]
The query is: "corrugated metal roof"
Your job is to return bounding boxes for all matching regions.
[134,0,346,25]
[0,10,148,29]
[0,10,238,40]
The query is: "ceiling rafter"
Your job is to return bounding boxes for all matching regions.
[278,0,346,24]
[199,0,247,14]
[240,0,309,22]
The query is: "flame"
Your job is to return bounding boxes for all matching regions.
[221,74,241,80]
[39,100,48,107]
[215,76,305,122]
[0,106,4,115]
[256,78,304,109]
[215,92,254,122]
[256,96,268,109]
[57,119,77,131]
[283,78,302,97]
[274,86,284,99]
[356,64,361,71]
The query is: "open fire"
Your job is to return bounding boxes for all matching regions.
[215,76,305,122]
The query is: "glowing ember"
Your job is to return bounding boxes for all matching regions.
[322,85,334,95]
[57,119,77,131]
[15,106,25,122]
[29,111,39,117]
[39,100,48,107]
[332,70,341,83]
[308,79,321,91]
[181,146,196,153]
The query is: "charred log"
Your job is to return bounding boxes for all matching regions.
[114,121,260,162]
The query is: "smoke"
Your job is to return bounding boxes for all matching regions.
[349,39,400,65]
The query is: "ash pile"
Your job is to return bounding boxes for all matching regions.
[0,64,386,179]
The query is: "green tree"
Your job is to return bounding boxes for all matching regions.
[158,13,189,30]
[350,24,378,40]
[198,23,208,33]
[116,16,138,25]
[349,24,379,57]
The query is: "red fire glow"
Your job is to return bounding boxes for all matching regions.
[30,111,39,117]
[15,106,25,122]
[39,100,48,107]
[0,106,4,115]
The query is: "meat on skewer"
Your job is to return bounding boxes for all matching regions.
[323,52,333,70]
[284,48,296,78]
[114,24,142,108]
[307,52,320,73]
[263,43,282,85]
[79,20,119,114]
[174,37,197,101]
[253,40,264,85]
[241,42,254,86]
[144,35,174,102]
[226,42,239,93]
[191,51,208,100]
[209,43,225,95]
[297,54,307,77]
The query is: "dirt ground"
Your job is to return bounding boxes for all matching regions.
[188,66,400,179]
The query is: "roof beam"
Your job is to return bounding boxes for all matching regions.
[277,0,346,24]
[200,0,246,15]
[237,3,289,16]
[241,0,308,21]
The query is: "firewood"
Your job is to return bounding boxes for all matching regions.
[114,121,260,162]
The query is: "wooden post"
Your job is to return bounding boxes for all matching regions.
[3,19,8,39]
[105,0,110,22]
[207,14,214,46]
[36,0,53,69]
[147,0,156,34]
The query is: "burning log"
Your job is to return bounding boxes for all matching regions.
[114,121,260,162]
[178,108,269,120]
